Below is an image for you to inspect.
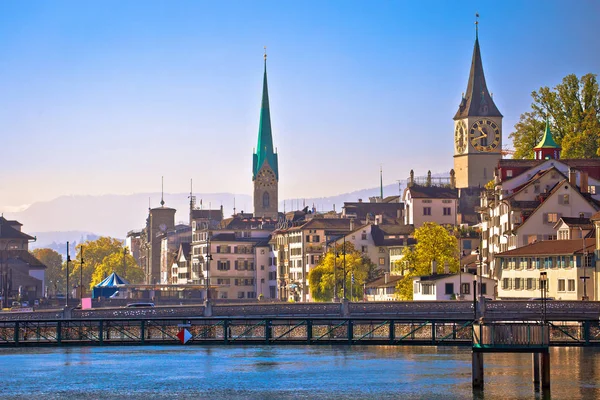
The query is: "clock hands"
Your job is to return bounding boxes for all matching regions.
[472,125,488,141]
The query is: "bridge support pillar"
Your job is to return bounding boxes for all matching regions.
[541,351,550,389]
[532,353,540,386]
[472,352,484,388]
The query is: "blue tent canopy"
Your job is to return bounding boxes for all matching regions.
[92,272,129,298]
[96,272,129,287]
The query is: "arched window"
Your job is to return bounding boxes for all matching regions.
[263,192,270,208]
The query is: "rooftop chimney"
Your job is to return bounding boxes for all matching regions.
[569,168,577,186]
[384,272,389,284]
[431,260,437,275]
[581,171,589,193]
[444,261,449,274]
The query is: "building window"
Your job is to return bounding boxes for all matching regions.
[543,257,553,269]
[443,207,451,216]
[558,279,566,292]
[481,283,487,295]
[423,207,432,216]
[379,257,385,265]
[379,247,385,253]
[560,194,569,205]
[568,279,575,292]
[421,283,434,295]
[445,283,454,295]
[546,213,559,224]
[526,278,535,290]
[502,278,510,290]
[514,278,522,290]
[461,283,470,295]
[361,246,368,253]
[219,292,228,299]
[506,169,513,178]
[238,291,245,299]
[361,233,367,240]
[263,192,270,208]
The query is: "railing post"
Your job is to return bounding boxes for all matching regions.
[306,320,312,344]
[583,321,590,346]
[347,319,353,344]
[140,320,145,345]
[389,320,395,343]
[57,321,62,345]
[98,320,103,345]
[265,319,271,344]
[431,321,436,344]
[223,320,229,344]
[14,321,19,345]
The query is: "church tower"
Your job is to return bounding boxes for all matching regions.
[253,50,279,219]
[453,18,503,188]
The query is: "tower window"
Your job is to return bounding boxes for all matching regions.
[263,192,270,208]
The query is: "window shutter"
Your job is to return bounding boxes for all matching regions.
[533,279,537,291]
[234,260,238,270]
[227,260,230,270]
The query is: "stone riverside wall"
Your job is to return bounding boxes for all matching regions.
[1,301,599,321]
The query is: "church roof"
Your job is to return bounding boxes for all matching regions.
[252,53,279,180]
[454,32,502,120]
[534,119,561,149]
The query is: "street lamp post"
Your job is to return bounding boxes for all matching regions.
[66,241,71,307]
[540,271,547,323]
[205,234,213,302]
[342,236,347,301]
[80,246,85,300]
[333,246,338,302]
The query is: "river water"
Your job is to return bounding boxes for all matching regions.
[1,345,599,399]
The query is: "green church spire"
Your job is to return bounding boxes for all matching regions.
[253,49,279,180]
[534,119,560,149]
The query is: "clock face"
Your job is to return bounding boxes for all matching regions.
[159,223,167,232]
[469,119,501,152]
[257,168,277,187]
[454,121,467,154]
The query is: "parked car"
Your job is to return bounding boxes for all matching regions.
[124,302,155,308]
[11,301,20,307]
[21,301,29,307]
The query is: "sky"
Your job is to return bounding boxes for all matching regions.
[1,0,599,211]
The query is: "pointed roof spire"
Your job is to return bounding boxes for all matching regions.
[160,176,165,207]
[454,13,502,120]
[534,119,560,149]
[253,47,279,180]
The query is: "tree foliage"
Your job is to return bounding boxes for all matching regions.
[308,242,379,302]
[67,237,126,290]
[395,223,459,300]
[31,248,63,296]
[509,73,600,159]
[90,252,144,288]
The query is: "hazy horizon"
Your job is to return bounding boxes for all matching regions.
[1,0,599,211]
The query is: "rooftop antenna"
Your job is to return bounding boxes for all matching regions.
[189,179,196,210]
[380,165,384,199]
[160,176,165,207]
[148,197,151,211]
[233,196,236,216]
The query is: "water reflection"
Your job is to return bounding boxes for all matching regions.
[0,345,598,399]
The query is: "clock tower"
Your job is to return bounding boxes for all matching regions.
[253,50,279,219]
[453,21,503,189]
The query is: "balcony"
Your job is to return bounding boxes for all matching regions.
[306,244,324,253]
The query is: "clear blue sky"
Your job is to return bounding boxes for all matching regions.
[0,0,598,210]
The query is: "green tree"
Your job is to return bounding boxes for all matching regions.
[31,248,63,296]
[68,237,126,289]
[395,223,459,300]
[308,242,379,302]
[90,252,144,288]
[509,73,600,159]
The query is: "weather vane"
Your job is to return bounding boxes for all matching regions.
[475,12,480,37]
[264,46,267,61]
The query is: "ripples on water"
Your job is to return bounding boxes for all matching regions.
[0,345,599,399]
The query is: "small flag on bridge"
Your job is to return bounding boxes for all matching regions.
[177,328,192,344]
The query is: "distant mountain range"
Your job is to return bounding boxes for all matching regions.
[5,182,407,248]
